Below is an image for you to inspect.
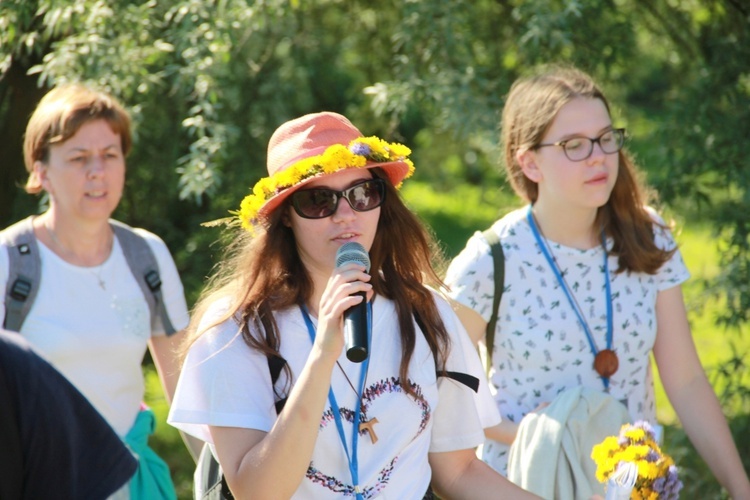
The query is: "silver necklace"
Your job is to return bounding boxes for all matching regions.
[45,221,110,290]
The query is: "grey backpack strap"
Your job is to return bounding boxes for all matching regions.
[482,228,505,376]
[110,220,177,335]
[1,217,41,332]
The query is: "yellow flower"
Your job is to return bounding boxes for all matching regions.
[637,461,660,480]
[389,142,412,157]
[624,427,646,442]
[234,135,413,228]
[592,422,682,499]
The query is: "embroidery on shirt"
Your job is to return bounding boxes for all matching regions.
[311,377,430,496]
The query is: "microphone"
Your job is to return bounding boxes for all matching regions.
[335,242,371,363]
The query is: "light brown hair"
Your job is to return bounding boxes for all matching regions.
[23,83,132,194]
[501,65,674,273]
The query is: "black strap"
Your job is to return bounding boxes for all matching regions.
[441,371,479,392]
[482,228,505,376]
[268,354,289,414]
[413,311,480,393]
[209,353,287,500]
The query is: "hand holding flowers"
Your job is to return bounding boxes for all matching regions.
[591,421,683,500]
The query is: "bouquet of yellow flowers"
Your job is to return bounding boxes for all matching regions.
[591,421,683,499]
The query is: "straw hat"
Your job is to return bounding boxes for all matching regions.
[237,112,414,229]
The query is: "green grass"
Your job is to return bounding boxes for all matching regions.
[654,222,749,423]
[146,181,749,498]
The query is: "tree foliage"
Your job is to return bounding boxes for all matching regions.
[2,1,748,495]
[1,0,748,317]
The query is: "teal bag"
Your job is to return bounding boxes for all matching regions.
[125,406,177,500]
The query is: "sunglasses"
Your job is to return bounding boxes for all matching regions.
[290,178,386,219]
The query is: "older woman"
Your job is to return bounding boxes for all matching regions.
[0,83,193,499]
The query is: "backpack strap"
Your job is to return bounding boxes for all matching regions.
[1,217,41,333]
[209,353,287,500]
[109,220,177,335]
[267,354,289,414]
[482,228,505,376]
[1,217,176,336]
[413,310,480,393]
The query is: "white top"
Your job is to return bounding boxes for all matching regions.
[444,206,690,474]
[169,292,499,499]
[0,226,190,436]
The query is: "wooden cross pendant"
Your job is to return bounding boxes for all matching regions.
[359,417,379,444]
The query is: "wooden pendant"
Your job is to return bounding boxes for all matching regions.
[594,349,619,378]
[359,417,379,444]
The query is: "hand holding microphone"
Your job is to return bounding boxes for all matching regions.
[335,242,371,363]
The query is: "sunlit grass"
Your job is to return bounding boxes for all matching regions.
[652,223,749,423]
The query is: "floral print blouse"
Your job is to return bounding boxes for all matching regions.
[444,206,690,474]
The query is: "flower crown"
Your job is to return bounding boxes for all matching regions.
[237,136,414,230]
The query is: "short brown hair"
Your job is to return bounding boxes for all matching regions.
[23,83,132,194]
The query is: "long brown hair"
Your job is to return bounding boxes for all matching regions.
[185,168,450,398]
[501,65,674,273]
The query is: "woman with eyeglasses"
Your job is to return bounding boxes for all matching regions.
[168,112,539,499]
[445,66,750,497]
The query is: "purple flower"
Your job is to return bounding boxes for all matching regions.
[350,142,371,156]
[652,477,666,491]
[645,449,660,462]
[634,420,657,440]
[652,465,683,500]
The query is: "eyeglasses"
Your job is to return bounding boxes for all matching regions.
[535,128,626,162]
[290,178,386,219]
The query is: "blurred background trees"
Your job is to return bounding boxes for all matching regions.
[3,0,748,307]
[2,0,748,496]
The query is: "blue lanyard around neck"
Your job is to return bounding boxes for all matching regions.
[299,302,372,499]
[525,205,613,389]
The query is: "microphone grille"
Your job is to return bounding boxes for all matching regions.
[335,242,371,272]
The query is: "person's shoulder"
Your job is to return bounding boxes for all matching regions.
[459,206,523,248]
[642,206,677,238]
[128,225,168,248]
[111,220,173,258]
[640,206,684,255]
[0,216,36,245]
[0,329,48,382]
[194,297,247,345]
[427,287,460,323]
[486,206,527,239]
[0,329,32,360]
[643,205,668,226]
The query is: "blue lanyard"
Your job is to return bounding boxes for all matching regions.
[526,205,613,389]
[299,302,372,499]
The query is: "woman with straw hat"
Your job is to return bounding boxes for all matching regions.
[169,112,537,499]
